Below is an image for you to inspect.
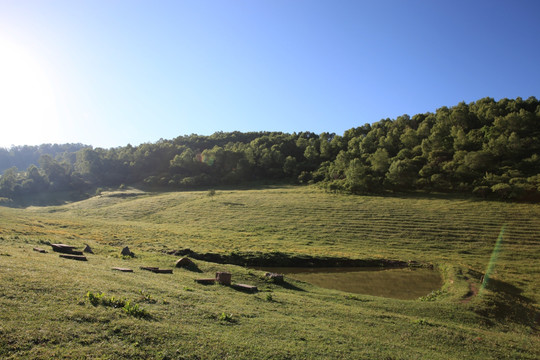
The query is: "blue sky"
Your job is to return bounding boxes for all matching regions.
[1,0,539,148]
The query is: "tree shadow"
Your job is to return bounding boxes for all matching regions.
[485,278,533,302]
[478,278,538,328]
[5,190,92,208]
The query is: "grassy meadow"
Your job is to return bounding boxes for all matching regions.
[0,186,539,359]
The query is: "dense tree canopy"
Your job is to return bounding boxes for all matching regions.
[1,97,539,201]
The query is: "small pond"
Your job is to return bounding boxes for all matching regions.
[255,266,442,300]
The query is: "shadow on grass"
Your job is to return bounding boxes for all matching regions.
[6,191,92,208]
[274,281,306,292]
[230,285,258,294]
[475,278,538,328]
[486,278,533,302]
[183,263,203,273]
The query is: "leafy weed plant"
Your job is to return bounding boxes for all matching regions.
[138,290,157,304]
[123,301,150,319]
[86,291,149,318]
[218,312,235,323]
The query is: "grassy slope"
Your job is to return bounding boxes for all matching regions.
[0,186,538,359]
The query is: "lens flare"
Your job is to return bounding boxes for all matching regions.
[480,224,506,293]
[196,153,215,166]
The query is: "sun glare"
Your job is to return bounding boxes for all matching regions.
[0,35,60,147]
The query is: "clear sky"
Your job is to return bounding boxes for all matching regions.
[1,0,539,149]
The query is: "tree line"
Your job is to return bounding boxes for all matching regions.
[1,97,539,201]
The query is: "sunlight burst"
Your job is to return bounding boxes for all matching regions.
[0,35,60,147]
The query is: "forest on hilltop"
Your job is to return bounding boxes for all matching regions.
[1,97,539,202]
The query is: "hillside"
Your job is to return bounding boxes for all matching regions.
[1,97,539,201]
[0,186,538,358]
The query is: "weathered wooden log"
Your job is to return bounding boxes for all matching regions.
[232,284,258,292]
[33,247,47,253]
[51,243,77,250]
[152,269,173,274]
[140,266,159,272]
[265,272,284,283]
[59,254,87,261]
[216,271,232,285]
[112,267,133,272]
[195,278,216,285]
[66,250,84,256]
[140,266,172,274]
[51,244,79,254]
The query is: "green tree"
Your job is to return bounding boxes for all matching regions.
[283,156,298,176]
[369,148,390,174]
[0,167,19,197]
[25,164,49,192]
[385,159,418,189]
[400,128,420,149]
[345,158,371,193]
[39,155,70,190]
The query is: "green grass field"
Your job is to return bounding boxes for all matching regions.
[1,186,538,359]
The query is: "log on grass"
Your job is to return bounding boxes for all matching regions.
[216,271,232,285]
[140,266,172,274]
[51,243,77,250]
[59,254,87,261]
[195,278,216,285]
[51,244,82,255]
[112,267,133,272]
[231,284,258,293]
[152,269,173,274]
[140,266,159,272]
[265,272,284,283]
[65,250,84,256]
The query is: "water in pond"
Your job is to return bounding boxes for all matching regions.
[256,267,442,300]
